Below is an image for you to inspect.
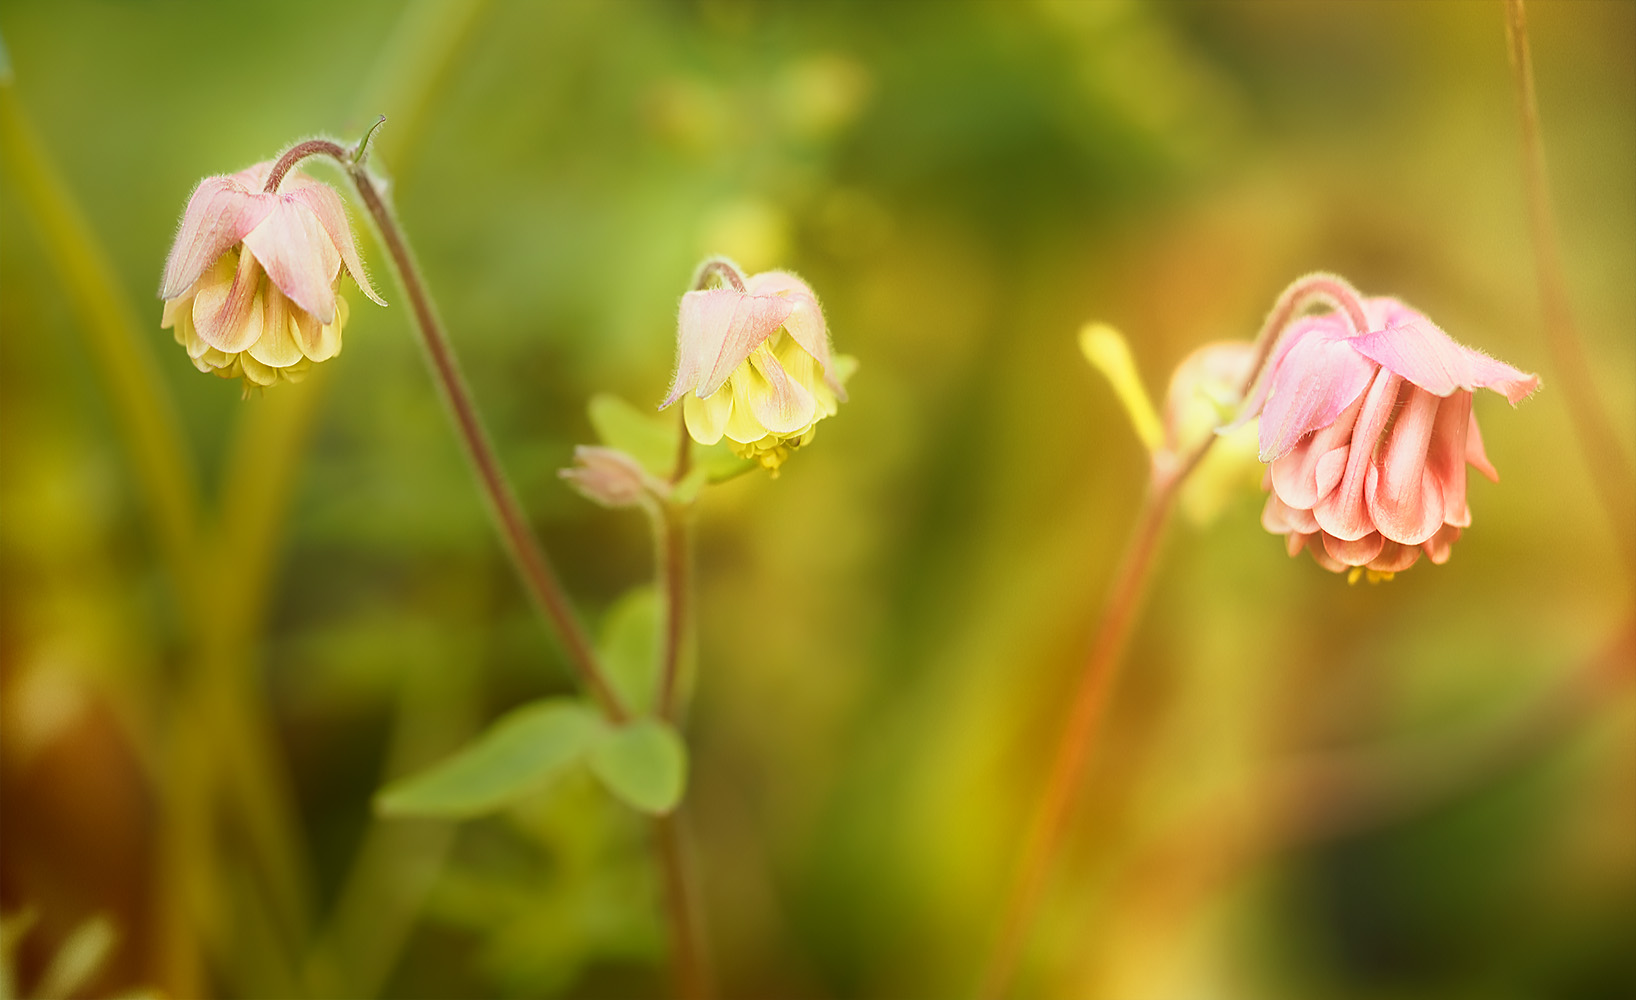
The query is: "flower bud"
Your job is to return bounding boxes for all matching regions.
[159,160,384,392]
[661,263,854,475]
[1243,292,1538,578]
[559,446,667,509]
[1162,340,1262,526]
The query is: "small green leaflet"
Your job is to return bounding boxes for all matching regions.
[374,699,600,819]
[587,719,687,816]
[375,696,690,820]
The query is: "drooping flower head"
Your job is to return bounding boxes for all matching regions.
[661,259,854,474]
[1242,290,1539,580]
[160,160,384,391]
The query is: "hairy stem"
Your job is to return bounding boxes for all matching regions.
[271,136,629,721]
[1503,0,1636,574]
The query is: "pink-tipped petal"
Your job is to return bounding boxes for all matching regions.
[1314,368,1402,541]
[194,252,265,353]
[699,293,796,399]
[1367,540,1422,573]
[1258,323,1379,461]
[1286,531,1311,557]
[161,176,275,300]
[1349,310,1540,403]
[285,180,386,307]
[664,289,739,407]
[1364,385,1446,545]
[243,200,342,324]
[746,271,843,399]
[1466,411,1499,482]
[1323,530,1386,567]
[1269,390,1365,509]
[743,347,818,435]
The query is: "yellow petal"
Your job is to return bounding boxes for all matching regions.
[248,291,304,368]
[684,384,732,445]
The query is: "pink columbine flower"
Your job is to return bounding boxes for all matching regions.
[661,261,854,474]
[160,160,384,391]
[1246,294,1539,579]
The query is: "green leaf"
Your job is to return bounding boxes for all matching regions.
[587,719,687,815]
[375,699,601,819]
[598,587,661,716]
[588,393,675,478]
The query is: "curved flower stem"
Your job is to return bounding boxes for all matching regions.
[1503,0,1636,575]
[269,135,628,721]
[977,286,1333,998]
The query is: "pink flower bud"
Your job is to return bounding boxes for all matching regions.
[159,160,384,391]
[1246,294,1538,579]
[559,446,666,509]
[661,263,854,474]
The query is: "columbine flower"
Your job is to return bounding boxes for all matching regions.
[1247,295,1538,580]
[661,263,853,474]
[160,160,384,391]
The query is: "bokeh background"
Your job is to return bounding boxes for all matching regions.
[2,1,1632,997]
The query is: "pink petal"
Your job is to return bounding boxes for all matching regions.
[1286,531,1311,558]
[1427,390,1474,528]
[700,293,796,399]
[285,180,386,307]
[746,271,844,399]
[664,289,738,407]
[1466,411,1498,482]
[161,176,275,300]
[1314,368,1402,541]
[1270,390,1365,510]
[1422,524,1462,564]
[1367,540,1422,573]
[1348,311,1540,404]
[1364,385,1446,545]
[1225,314,1345,436]
[1262,491,1319,535]
[1258,322,1379,461]
[1323,530,1386,567]
[194,251,264,353]
[243,200,342,324]
[1303,534,1347,574]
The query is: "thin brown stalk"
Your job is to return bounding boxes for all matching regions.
[1504,0,1636,574]
[263,136,630,721]
[978,273,1357,998]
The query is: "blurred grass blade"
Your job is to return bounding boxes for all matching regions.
[376,699,602,818]
[36,914,117,1000]
[588,718,687,815]
[0,78,203,602]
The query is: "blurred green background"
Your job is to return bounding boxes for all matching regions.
[2,1,1632,998]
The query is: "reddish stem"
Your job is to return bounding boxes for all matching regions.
[266,136,629,721]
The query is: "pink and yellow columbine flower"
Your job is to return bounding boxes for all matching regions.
[1246,296,1538,580]
[160,160,384,391]
[661,266,853,474]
